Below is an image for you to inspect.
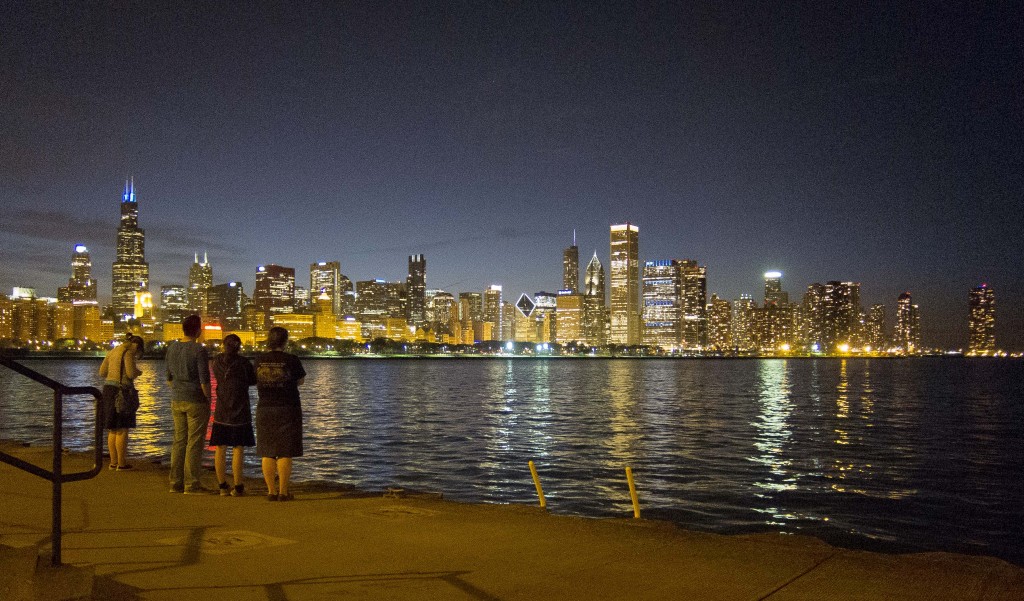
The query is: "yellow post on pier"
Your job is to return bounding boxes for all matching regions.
[625,466,640,518]
[528,460,546,509]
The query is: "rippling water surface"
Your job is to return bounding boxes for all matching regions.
[2,357,1022,563]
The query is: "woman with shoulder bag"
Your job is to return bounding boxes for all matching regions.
[98,334,144,470]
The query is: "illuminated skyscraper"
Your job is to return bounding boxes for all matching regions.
[58,244,97,302]
[459,292,483,325]
[642,260,681,349]
[707,295,732,351]
[555,290,583,344]
[895,293,921,353]
[407,255,427,328]
[253,265,295,328]
[483,285,502,339]
[355,280,406,332]
[968,284,995,354]
[609,223,640,345]
[310,261,342,315]
[208,282,245,330]
[731,294,756,351]
[583,252,607,346]
[803,281,860,353]
[111,177,149,324]
[187,253,213,315]
[160,285,188,323]
[563,233,579,294]
[866,304,887,350]
[679,260,708,349]
[764,271,788,307]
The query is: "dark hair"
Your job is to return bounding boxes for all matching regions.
[266,326,289,350]
[130,335,145,358]
[223,334,242,354]
[183,315,202,338]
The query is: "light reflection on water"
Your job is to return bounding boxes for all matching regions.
[1,357,1023,564]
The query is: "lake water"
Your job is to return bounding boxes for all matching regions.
[2,357,1022,564]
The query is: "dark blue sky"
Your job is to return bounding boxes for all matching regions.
[2,2,1021,349]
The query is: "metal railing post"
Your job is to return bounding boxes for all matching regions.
[52,389,63,566]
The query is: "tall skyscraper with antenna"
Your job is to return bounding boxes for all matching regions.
[187,252,213,315]
[563,231,579,294]
[111,177,149,324]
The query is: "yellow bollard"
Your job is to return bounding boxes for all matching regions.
[625,466,640,518]
[528,460,547,509]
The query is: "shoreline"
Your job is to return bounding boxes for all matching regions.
[2,441,1023,600]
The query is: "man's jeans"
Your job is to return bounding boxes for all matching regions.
[170,400,210,491]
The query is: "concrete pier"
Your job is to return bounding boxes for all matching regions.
[2,442,1022,600]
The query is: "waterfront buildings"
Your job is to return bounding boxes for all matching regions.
[111,178,150,326]
[865,304,887,351]
[583,252,607,347]
[406,255,426,328]
[483,285,502,340]
[310,261,342,315]
[187,253,213,315]
[159,285,188,324]
[764,271,788,307]
[679,260,708,349]
[57,245,97,303]
[563,236,579,294]
[731,294,756,352]
[707,294,732,351]
[968,284,996,354]
[207,282,246,331]
[609,223,640,345]
[642,260,682,349]
[555,290,584,344]
[894,293,921,353]
[253,264,295,329]
[803,281,861,353]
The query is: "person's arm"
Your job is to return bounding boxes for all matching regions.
[165,343,174,384]
[98,352,110,379]
[125,346,141,379]
[295,357,306,386]
[198,347,212,399]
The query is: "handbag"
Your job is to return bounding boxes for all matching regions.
[114,346,141,414]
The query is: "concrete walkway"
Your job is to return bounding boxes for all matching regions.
[2,443,1022,600]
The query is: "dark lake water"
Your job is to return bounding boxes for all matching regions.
[2,357,1022,564]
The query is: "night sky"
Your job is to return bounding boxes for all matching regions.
[2,2,1021,350]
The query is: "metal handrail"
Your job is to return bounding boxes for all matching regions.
[0,355,104,566]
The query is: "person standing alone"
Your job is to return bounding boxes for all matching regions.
[165,314,212,494]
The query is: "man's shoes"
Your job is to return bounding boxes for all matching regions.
[169,486,184,494]
[267,493,279,502]
[278,493,294,502]
[218,482,231,496]
[116,464,134,471]
[231,484,245,497]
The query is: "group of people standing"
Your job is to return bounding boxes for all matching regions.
[99,315,306,501]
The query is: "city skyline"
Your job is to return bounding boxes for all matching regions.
[0,182,1013,353]
[3,4,1021,349]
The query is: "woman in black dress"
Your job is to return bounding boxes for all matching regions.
[254,326,306,501]
[209,334,257,496]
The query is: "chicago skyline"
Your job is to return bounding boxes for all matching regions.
[0,180,1014,353]
[2,4,1020,349]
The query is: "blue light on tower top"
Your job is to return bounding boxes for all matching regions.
[122,176,135,203]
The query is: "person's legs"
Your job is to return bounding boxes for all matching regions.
[262,457,278,495]
[169,402,188,490]
[214,445,227,485]
[114,430,129,467]
[231,446,244,486]
[277,457,292,496]
[184,402,210,491]
[107,430,119,468]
